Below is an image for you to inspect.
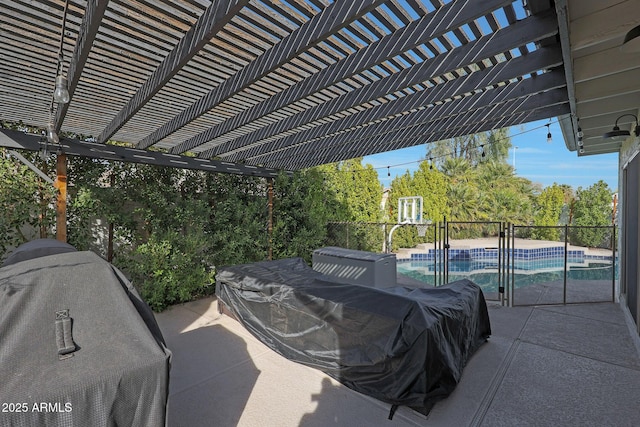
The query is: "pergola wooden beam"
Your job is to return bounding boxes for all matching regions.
[54,0,108,133]
[205,10,559,160]
[233,46,564,162]
[97,0,250,144]
[136,0,387,150]
[260,80,569,169]
[0,129,283,178]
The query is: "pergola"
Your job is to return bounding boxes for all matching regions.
[0,0,638,169]
[0,0,555,174]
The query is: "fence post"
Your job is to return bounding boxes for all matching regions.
[435,222,439,286]
[563,224,568,304]
[511,224,516,307]
[612,225,616,302]
[267,178,273,260]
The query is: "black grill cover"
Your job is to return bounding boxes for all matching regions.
[0,240,171,426]
[1,238,77,267]
[216,257,491,415]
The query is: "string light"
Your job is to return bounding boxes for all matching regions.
[52,0,70,105]
[545,123,552,144]
[54,75,70,104]
[319,117,571,180]
[42,0,69,162]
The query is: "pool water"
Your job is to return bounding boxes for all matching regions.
[397,259,617,292]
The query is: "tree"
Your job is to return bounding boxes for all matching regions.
[532,183,565,241]
[425,128,531,238]
[438,157,482,228]
[570,180,613,248]
[321,159,383,223]
[440,157,475,185]
[476,160,535,223]
[558,184,576,225]
[427,128,511,167]
[272,169,336,262]
[411,161,449,223]
[315,159,383,251]
[0,148,56,257]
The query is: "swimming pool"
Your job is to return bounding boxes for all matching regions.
[397,258,617,294]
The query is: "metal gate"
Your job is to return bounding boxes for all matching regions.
[434,221,509,304]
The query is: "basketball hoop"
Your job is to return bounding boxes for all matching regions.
[416,223,429,237]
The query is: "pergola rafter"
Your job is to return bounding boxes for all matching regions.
[234,46,564,162]
[205,8,559,160]
[263,83,570,169]
[246,66,567,167]
[289,103,570,169]
[173,0,513,156]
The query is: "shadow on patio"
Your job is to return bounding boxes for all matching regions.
[156,296,640,426]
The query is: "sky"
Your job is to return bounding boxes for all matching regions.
[362,118,620,191]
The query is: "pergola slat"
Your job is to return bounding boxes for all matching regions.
[0,1,574,175]
[256,75,568,168]
[137,0,386,150]
[202,10,559,159]
[234,48,564,162]
[97,0,250,144]
[184,0,515,157]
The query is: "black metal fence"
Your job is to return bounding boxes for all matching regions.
[323,221,617,306]
[510,225,616,306]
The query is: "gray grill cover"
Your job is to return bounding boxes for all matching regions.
[216,257,490,415]
[0,241,170,426]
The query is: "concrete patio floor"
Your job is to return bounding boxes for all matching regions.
[156,296,640,427]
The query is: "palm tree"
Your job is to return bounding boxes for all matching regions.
[440,157,474,185]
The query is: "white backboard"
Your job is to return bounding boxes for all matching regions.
[397,196,423,224]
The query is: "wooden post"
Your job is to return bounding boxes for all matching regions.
[267,178,274,260]
[107,171,115,262]
[54,153,67,242]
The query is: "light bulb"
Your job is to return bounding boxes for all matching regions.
[53,75,70,104]
[545,124,552,144]
[46,123,59,144]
